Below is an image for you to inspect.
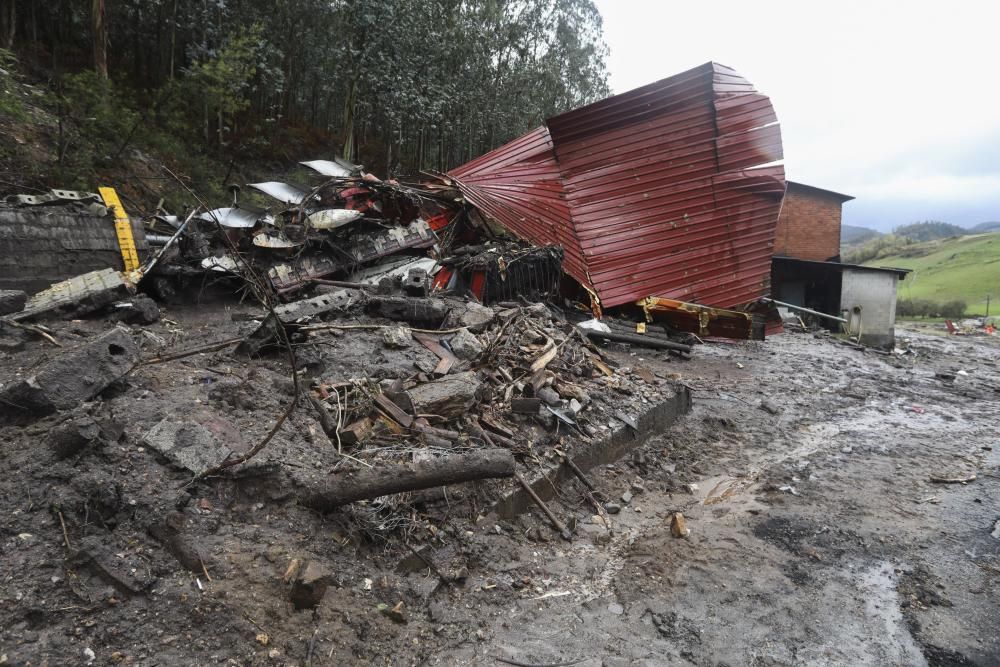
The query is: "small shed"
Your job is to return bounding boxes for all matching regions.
[772,257,910,348]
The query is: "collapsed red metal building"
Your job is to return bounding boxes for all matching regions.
[449,62,785,317]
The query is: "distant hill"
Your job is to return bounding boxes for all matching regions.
[970,221,1000,233]
[841,224,882,245]
[863,232,1000,315]
[892,221,967,242]
[844,220,971,264]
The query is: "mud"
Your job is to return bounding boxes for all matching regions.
[1,313,998,666]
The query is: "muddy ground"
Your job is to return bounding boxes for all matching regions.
[1,306,998,666]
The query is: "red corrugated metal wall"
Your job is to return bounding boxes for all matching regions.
[449,62,785,309]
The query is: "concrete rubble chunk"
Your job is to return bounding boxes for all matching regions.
[444,302,495,333]
[403,267,429,296]
[143,419,233,474]
[406,371,481,419]
[448,328,483,360]
[0,327,138,415]
[0,289,27,315]
[536,386,561,407]
[382,326,412,349]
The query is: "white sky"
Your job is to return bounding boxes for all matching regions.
[592,0,1000,231]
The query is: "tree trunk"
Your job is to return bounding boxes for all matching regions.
[0,0,15,50]
[91,0,108,79]
[168,0,178,80]
[341,74,358,160]
[300,449,515,512]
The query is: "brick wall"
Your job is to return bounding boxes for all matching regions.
[773,185,844,261]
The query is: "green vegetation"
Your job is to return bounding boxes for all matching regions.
[892,221,967,242]
[896,299,967,319]
[863,233,1000,315]
[0,0,610,204]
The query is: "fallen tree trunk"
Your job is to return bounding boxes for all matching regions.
[301,448,515,511]
[582,329,692,353]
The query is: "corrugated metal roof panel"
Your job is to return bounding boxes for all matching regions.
[449,62,785,310]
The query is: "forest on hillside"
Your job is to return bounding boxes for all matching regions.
[0,0,609,197]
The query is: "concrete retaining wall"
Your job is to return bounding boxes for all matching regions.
[0,205,148,293]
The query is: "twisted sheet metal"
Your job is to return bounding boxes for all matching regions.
[449,62,785,310]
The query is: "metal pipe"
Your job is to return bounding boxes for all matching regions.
[765,298,847,324]
[581,328,692,353]
[142,208,199,275]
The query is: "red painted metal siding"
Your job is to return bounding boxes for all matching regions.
[449,62,785,309]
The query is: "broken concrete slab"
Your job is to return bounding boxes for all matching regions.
[366,295,452,326]
[406,371,481,419]
[238,288,362,355]
[0,289,27,315]
[0,327,138,415]
[6,268,131,322]
[142,419,233,474]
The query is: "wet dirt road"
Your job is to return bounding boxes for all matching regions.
[434,325,1000,666]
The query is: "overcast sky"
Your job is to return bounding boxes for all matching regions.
[591,0,1000,231]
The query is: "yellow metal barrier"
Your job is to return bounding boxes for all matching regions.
[98,186,141,273]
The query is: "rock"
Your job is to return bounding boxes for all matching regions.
[536,386,561,406]
[378,601,407,623]
[670,512,690,538]
[568,398,583,415]
[71,536,156,595]
[289,561,330,610]
[0,289,27,315]
[382,326,412,349]
[607,602,624,615]
[146,512,206,572]
[448,328,483,360]
[759,400,780,415]
[143,419,233,474]
[110,295,160,324]
[407,371,481,419]
[0,327,139,415]
[604,502,622,515]
[47,416,102,458]
[621,490,633,505]
[631,480,646,495]
[0,329,26,352]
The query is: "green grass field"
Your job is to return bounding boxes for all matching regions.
[863,232,1000,315]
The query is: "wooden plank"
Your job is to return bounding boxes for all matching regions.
[374,393,414,428]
